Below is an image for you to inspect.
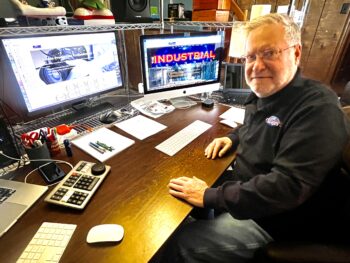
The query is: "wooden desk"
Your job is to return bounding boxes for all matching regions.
[0,103,235,263]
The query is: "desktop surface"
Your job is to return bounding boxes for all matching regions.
[0,103,235,263]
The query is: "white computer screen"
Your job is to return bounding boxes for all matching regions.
[139,31,224,100]
[2,32,123,114]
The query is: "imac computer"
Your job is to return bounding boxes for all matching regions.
[1,31,123,118]
[132,31,225,109]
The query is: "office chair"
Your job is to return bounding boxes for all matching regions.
[252,106,350,263]
[340,81,350,106]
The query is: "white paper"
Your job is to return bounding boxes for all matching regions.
[72,127,135,162]
[131,99,175,119]
[277,5,289,14]
[229,23,246,58]
[114,115,167,140]
[250,5,271,20]
[220,119,238,128]
[219,106,246,124]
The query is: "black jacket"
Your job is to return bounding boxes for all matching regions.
[204,71,350,240]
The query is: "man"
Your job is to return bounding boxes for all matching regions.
[163,13,350,262]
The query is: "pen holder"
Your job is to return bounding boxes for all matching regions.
[25,142,51,168]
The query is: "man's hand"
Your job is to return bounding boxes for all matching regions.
[204,137,233,159]
[168,176,208,207]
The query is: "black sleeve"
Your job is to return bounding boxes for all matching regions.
[227,128,240,150]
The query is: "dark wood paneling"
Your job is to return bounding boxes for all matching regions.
[302,0,349,83]
[124,30,143,91]
[299,0,326,70]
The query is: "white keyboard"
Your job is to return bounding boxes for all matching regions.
[17,222,76,263]
[155,120,212,156]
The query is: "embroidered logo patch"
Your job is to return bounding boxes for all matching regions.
[265,116,281,127]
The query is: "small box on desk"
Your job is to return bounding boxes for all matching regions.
[192,10,230,22]
[193,0,231,11]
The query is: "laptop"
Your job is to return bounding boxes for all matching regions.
[0,179,48,237]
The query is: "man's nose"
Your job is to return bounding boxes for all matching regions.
[252,56,266,71]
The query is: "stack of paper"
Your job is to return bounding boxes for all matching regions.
[219,106,246,128]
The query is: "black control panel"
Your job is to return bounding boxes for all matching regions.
[45,161,110,209]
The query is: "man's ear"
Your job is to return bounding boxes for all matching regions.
[294,44,302,65]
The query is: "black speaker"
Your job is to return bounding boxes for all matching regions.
[110,0,153,22]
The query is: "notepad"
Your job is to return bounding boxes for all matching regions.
[219,106,246,125]
[72,127,135,162]
[114,115,167,140]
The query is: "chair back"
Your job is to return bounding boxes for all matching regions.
[340,81,350,106]
[342,106,350,172]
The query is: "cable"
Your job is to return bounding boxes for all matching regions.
[24,160,73,185]
[0,151,74,185]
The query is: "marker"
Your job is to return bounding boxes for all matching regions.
[96,141,114,152]
[89,142,105,154]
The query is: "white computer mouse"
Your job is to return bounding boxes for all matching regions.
[86,224,124,243]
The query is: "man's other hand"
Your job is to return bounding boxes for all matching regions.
[168,176,208,207]
[204,137,233,159]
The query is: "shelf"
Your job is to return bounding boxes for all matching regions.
[0,21,242,37]
[165,21,243,29]
[0,23,162,37]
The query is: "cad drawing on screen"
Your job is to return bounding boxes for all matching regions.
[1,31,123,116]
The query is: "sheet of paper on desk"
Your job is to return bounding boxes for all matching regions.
[114,115,167,140]
[72,127,135,162]
[219,107,246,125]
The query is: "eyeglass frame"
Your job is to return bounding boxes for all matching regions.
[241,45,296,64]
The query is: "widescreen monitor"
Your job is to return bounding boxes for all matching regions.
[138,31,225,102]
[1,32,123,115]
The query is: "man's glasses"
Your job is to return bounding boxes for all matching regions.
[242,46,295,64]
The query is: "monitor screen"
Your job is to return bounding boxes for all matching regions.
[139,31,224,101]
[1,32,123,115]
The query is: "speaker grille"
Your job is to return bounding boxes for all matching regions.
[128,0,147,12]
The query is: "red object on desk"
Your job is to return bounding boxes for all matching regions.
[55,124,73,135]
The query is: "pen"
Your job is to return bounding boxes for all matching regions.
[96,141,114,152]
[89,142,105,154]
